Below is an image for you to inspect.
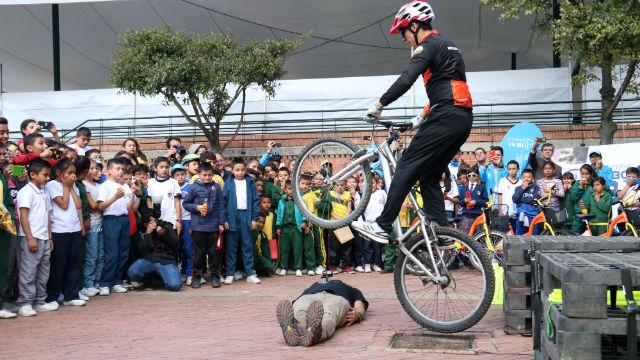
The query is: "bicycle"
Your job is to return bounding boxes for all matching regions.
[291,119,495,333]
[467,201,511,268]
[576,202,639,237]
[525,192,573,236]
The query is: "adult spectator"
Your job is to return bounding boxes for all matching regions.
[474,147,487,168]
[448,150,463,178]
[276,278,368,347]
[188,143,207,155]
[482,146,508,200]
[127,211,182,291]
[589,150,614,191]
[528,139,562,179]
[165,137,183,166]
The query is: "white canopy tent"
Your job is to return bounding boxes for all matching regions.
[0,0,554,92]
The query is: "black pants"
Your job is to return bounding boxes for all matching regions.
[46,231,83,302]
[377,106,473,230]
[327,230,352,268]
[192,231,222,278]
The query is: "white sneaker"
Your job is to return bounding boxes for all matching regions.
[98,287,110,296]
[246,275,261,284]
[78,292,89,301]
[34,302,59,312]
[355,266,365,273]
[18,305,37,317]
[308,270,315,276]
[224,276,234,285]
[111,285,127,293]
[315,266,324,275]
[200,277,207,284]
[234,271,245,281]
[364,264,372,273]
[372,264,382,272]
[295,270,303,277]
[278,269,287,276]
[3,303,19,313]
[351,220,389,244]
[81,287,99,297]
[63,299,86,306]
[0,309,17,319]
[129,281,143,289]
[186,276,192,286]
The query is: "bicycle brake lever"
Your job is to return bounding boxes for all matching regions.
[363,115,378,124]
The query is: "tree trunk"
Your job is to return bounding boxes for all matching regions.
[599,53,617,145]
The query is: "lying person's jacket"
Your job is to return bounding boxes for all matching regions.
[298,280,369,309]
[134,226,180,265]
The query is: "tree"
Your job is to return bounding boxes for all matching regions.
[481,0,640,144]
[110,27,302,150]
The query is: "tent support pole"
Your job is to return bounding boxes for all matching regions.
[52,4,61,91]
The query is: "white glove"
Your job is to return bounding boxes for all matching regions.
[365,102,384,120]
[411,115,426,129]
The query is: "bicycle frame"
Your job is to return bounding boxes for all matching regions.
[327,133,447,283]
[468,211,495,252]
[603,211,638,237]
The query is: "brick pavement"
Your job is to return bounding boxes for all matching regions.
[0,272,532,360]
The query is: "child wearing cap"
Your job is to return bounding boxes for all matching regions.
[171,164,194,285]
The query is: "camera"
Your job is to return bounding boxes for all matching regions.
[44,138,65,160]
[320,270,334,283]
[151,203,169,228]
[37,121,54,131]
[175,145,187,157]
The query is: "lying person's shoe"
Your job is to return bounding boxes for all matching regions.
[351,220,389,244]
[276,300,302,346]
[300,300,324,347]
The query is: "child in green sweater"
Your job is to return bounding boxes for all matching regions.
[583,176,613,236]
[568,164,596,233]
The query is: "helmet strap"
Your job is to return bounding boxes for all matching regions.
[407,21,419,44]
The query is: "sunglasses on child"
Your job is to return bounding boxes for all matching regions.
[468,174,478,178]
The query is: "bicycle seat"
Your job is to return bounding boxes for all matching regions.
[575,213,597,220]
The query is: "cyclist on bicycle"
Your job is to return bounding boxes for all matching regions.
[353,1,473,243]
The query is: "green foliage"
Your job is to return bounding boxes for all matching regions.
[110,27,303,149]
[480,0,640,143]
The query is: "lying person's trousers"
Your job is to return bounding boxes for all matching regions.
[292,291,351,342]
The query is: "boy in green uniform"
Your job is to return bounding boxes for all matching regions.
[253,215,275,276]
[298,175,317,275]
[310,173,329,272]
[276,181,312,277]
[567,164,596,233]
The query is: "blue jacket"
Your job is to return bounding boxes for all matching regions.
[182,180,226,232]
[223,175,260,231]
[458,183,488,217]
[483,163,508,199]
[276,196,306,232]
[513,183,541,217]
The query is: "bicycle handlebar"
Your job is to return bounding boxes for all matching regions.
[363,116,412,133]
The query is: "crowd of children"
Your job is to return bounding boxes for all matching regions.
[0,119,411,320]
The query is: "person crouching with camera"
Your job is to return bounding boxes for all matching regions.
[126,210,182,291]
[276,271,368,347]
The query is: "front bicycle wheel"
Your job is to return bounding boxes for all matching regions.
[292,137,373,229]
[472,230,505,266]
[395,227,495,333]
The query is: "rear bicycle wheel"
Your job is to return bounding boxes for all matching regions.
[292,137,373,229]
[394,227,495,333]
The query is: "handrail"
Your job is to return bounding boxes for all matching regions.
[13,97,635,145]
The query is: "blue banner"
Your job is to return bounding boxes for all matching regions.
[501,122,542,176]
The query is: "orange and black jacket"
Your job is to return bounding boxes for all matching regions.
[380,31,472,117]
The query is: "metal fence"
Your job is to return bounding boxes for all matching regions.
[29,98,639,145]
